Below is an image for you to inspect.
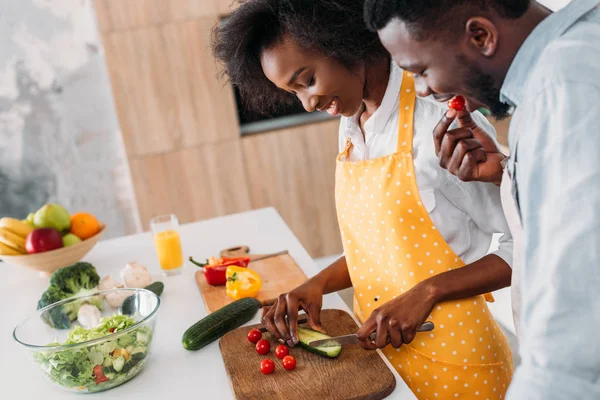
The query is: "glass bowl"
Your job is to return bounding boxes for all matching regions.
[13,288,160,393]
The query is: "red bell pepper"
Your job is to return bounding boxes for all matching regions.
[220,257,251,268]
[93,365,109,384]
[189,256,251,286]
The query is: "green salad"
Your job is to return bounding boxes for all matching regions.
[34,315,152,392]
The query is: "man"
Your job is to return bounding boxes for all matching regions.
[362,0,600,399]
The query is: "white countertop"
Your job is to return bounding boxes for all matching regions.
[0,208,415,400]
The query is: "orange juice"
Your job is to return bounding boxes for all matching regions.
[154,229,183,271]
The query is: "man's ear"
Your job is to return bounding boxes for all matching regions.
[465,17,498,57]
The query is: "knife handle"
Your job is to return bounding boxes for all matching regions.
[367,321,435,340]
[417,321,435,332]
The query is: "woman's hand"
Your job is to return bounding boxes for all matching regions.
[433,108,505,185]
[261,255,353,347]
[356,281,436,350]
[261,281,325,347]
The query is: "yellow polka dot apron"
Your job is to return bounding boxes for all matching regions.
[335,71,514,399]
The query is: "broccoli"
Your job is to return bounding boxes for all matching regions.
[50,262,100,294]
[37,262,103,329]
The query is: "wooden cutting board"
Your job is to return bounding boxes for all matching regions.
[195,251,307,313]
[219,309,396,400]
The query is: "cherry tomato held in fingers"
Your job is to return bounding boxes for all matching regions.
[282,355,297,371]
[260,359,275,375]
[247,329,262,344]
[256,339,271,355]
[448,95,466,111]
[275,345,289,359]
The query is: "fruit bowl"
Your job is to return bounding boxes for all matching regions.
[13,288,160,393]
[0,224,106,276]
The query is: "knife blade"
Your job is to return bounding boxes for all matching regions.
[308,321,435,347]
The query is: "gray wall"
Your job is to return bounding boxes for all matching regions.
[0,0,139,238]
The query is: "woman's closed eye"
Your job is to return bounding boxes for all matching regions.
[306,75,315,88]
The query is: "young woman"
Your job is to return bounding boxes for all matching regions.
[213,1,514,398]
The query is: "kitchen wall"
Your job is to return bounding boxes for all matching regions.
[0,0,140,238]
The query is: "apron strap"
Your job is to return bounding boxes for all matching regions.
[396,71,417,154]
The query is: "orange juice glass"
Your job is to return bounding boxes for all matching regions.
[151,214,183,276]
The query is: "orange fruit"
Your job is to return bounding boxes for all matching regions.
[70,212,100,240]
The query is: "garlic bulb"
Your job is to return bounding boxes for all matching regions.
[121,261,152,288]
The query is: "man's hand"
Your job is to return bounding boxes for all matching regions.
[355,282,436,350]
[433,108,505,185]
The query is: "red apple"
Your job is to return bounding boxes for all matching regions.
[25,228,64,254]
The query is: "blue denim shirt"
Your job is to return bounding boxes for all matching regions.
[500,0,600,399]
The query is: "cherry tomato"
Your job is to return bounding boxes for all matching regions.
[282,355,296,371]
[275,344,289,359]
[247,329,262,344]
[255,339,270,355]
[448,95,466,111]
[260,359,275,375]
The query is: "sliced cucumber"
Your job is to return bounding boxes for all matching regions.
[297,327,342,358]
[102,365,116,375]
[131,345,146,355]
[136,331,150,345]
[118,334,134,347]
[113,356,125,372]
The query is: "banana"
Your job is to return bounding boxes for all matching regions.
[0,227,27,253]
[0,241,25,256]
[0,217,34,238]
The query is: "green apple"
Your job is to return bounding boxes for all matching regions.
[62,233,82,247]
[23,213,35,227]
[34,204,71,231]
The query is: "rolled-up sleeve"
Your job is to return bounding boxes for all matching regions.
[507,82,600,399]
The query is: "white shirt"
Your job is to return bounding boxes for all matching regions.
[500,0,600,399]
[339,62,513,268]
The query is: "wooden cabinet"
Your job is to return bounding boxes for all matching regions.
[94,0,225,32]
[103,18,239,157]
[129,140,252,230]
[94,0,344,258]
[242,120,342,257]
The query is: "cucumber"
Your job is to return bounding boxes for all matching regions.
[131,345,146,355]
[121,361,134,374]
[102,365,116,375]
[182,298,261,351]
[297,327,342,358]
[121,281,164,315]
[145,281,164,297]
[118,334,134,347]
[113,356,125,372]
[136,331,150,345]
[130,352,146,363]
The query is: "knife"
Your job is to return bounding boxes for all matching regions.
[308,321,435,347]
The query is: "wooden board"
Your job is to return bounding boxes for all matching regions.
[195,253,308,313]
[220,309,396,400]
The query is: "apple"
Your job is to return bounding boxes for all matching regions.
[62,233,82,247]
[25,228,64,254]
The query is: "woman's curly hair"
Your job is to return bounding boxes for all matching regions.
[212,0,388,116]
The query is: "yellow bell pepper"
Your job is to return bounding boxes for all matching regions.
[225,266,262,300]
